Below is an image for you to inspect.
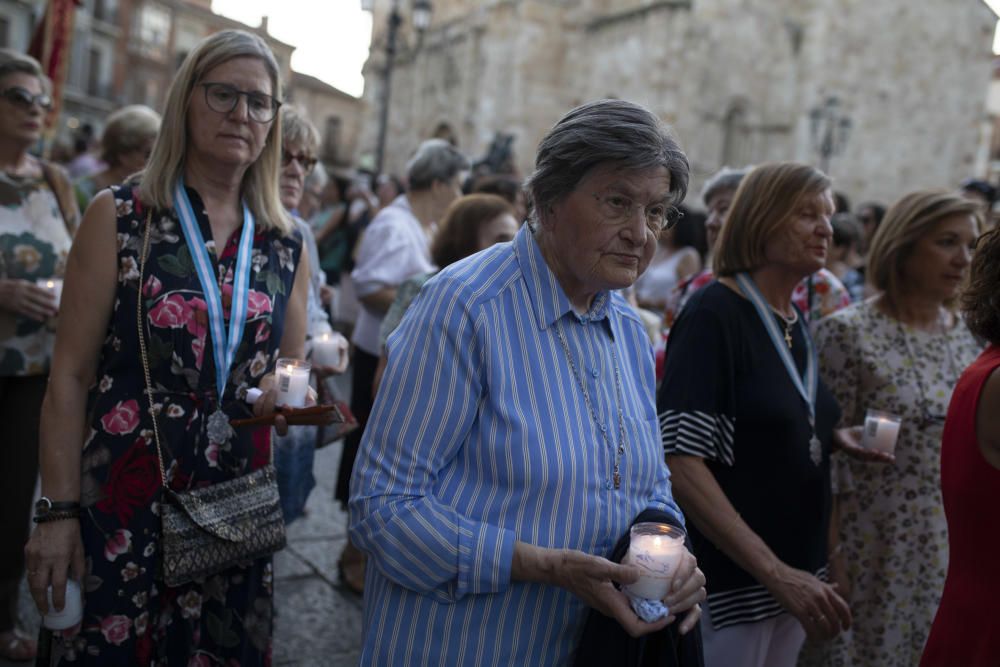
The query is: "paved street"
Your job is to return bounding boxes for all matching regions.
[4,440,364,667]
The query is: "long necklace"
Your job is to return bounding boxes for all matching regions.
[555,322,627,490]
[895,314,960,430]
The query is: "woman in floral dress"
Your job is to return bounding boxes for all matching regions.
[799,190,982,667]
[24,30,308,665]
[0,49,78,663]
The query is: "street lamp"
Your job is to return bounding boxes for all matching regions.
[809,95,852,174]
[375,0,433,174]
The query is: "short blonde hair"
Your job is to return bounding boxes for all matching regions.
[0,48,50,94]
[140,30,292,234]
[714,162,831,276]
[280,105,320,154]
[101,105,161,167]
[867,189,981,306]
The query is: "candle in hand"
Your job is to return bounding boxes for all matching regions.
[861,409,902,456]
[623,523,687,600]
[275,358,311,407]
[38,278,64,307]
[311,332,344,369]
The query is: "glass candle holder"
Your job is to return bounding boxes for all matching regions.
[310,332,344,368]
[622,522,687,600]
[861,408,902,456]
[275,358,311,407]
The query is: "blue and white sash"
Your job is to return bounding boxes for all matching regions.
[735,272,822,465]
[173,178,255,441]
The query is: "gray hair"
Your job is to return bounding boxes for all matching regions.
[304,161,328,193]
[101,105,161,166]
[0,48,50,93]
[406,138,470,191]
[281,105,321,154]
[700,165,751,206]
[525,99,689,225]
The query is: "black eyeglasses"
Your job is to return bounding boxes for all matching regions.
[199,82,280,123]
[281,151,317,172]
[0,87,52,111]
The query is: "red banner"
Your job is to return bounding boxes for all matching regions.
[27,0,81,134]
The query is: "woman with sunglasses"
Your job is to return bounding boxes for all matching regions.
[24,31,310,666]
[0,49,78,663]
[800,190,982,667]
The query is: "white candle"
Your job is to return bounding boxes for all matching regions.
[275,358,311,407]
[862,409,902,456]
[43,579,83,630]
[623,523,687,600]
[311,332,343,368]
[38,278,63,307]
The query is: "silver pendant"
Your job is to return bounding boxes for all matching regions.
[207,408,233,445]
[809,435,822,466]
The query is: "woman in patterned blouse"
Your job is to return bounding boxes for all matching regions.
[0,49,78,663]
[800,190,982,667]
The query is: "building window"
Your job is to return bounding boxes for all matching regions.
[323,116,342,163]
[87,47,103,97]
[721,103,750,166]
[135,4,171,60]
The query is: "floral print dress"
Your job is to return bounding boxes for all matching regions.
[48,184,302,666]
[798,299,981,667]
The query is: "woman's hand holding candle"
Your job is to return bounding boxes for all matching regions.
[249,371,319,435]
[661,549,706,635]
[310,331,349,376]
[833,426,895,463]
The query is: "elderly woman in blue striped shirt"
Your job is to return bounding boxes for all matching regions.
[350,99,706,665]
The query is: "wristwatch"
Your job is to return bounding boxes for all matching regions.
[33,497,81,523]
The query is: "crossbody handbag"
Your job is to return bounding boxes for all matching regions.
[136,210,286,587]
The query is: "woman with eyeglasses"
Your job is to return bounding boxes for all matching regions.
[797,190,982,667]
[0,49,79,663]
[24,31,312,666]
[73,104,161,212]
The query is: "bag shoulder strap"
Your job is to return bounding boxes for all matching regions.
[39,160,79,236]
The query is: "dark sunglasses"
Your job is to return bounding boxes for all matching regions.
[1,87,52,111]
[281,151,317,172]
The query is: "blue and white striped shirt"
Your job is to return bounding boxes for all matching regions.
[349,224,684,665]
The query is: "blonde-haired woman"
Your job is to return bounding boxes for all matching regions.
[800,190,982,667]
[74,104,161,211]
[25,29,308,665]
[660,162,850,667]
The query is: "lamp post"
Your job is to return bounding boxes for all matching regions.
[809,96,852,174]
[375,0,433,174]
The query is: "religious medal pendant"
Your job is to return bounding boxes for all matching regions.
[613,469,621,490]
[207,407,233,445]
[809,434,822,466]
[784,325,793,349]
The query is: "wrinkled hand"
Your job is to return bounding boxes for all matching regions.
[548,550,674,638]
[662,549,706,634]
[834,426,895,464]
[253,373,318,436]
[0,278,58,322]
[767,563,851,641]
[24,520,85,615]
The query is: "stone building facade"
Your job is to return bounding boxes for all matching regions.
[361,0,997,205]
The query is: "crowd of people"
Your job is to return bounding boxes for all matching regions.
[0,27,997,667]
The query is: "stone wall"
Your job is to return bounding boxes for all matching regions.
[360,0,997,205]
